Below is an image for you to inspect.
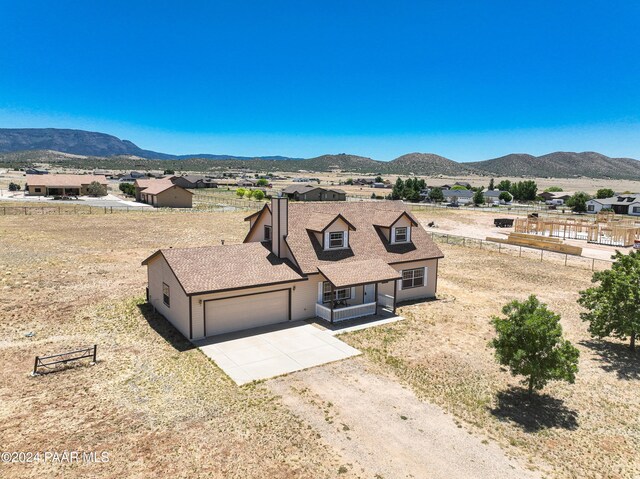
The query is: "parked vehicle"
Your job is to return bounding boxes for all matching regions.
[494,218,514,228]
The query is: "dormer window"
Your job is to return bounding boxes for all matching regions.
[394,227,408,242]
[329,231,345,248]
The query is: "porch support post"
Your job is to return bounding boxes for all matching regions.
[330,284,335,324]
[393,279,398,314]
[374,282,378,315]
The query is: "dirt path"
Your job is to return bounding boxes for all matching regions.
[269,358,541,479]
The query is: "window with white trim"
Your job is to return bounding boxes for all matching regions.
[264,225,272,241]
[401,268,424,289]
[322,281,351,303]
[394,227,408,242]
[329,231,344,248]
[633,206,640,213]
[162,283,170,307]
[587,205,595,212]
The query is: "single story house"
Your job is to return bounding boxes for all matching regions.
[441,189,474,204]
[282,184,346,201]
[586,195,640,216]
[134,179,193,208]
[143,198,443,339]
[171,175,218,189]
[26,174,108,196]
[483,190,507,204]
[25,168,49,175]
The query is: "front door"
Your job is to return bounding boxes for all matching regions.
[363,284,375,303]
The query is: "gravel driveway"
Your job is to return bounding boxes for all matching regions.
[268,358,541,479]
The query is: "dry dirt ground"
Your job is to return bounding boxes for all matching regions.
[1,209,639,478]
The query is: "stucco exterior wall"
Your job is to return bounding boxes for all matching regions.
[190,275,322,339]
[147,255,191,338]
[155,187,193,208]
[246,208,272,242]
[392,259,438,302]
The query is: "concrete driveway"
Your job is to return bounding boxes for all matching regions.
[194,321,360,385]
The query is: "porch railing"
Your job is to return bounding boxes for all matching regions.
[316,302,377,322]
[377,294,394,309]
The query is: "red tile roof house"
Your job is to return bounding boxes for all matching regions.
[142,198,443,339]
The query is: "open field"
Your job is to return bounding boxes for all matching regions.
[1,208,639,478]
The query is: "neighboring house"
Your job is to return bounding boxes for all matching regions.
[171,175,218,189]
[25,168,49,175]
[454,181,472,189]
[143,199,443,339]
[441,189,474,204]
[586,195,640,216]
[237,178,258,187]
[483,190,506,204]
[26,174,108,196]
[353,178,375,186]
[281,184,346,201]
[134,179,193,208]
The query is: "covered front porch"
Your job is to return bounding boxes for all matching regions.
[315,259,400,323]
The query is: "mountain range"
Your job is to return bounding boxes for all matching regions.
[1,128,640,180]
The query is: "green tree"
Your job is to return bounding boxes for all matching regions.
[391,178,404,200]
[544,186,563,192]
[451,185,467,190]
[236,188,246,197]
[488,178,495,190]
[596,188,615,199]
[119,183,136,196]
[245,189,255,198]
[428,187,444,202]
[375,176,383,183]
[566,192,591,213]
[491,295,580,397]
[405,187,421,202]
[345,178,353,185]
[498,191,512,203]
[252,189,265,200]
[578,251,640,351]
[256,178,269,187]
[511,180,538,201]
[87,181,106,196]
[473,188,485,206]
[163,169,175,175]
[8,182,21,191]
[497,180,512,192]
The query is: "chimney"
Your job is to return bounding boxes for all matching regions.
[271,196,288,258]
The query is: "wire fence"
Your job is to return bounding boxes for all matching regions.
[0,203,248,215]
[429,231,614,271]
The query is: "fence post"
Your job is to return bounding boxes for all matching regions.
[592,258,595,271]
[32,356,39,376]
[565,254,568,266]
[92,344,97,364]
[24,206,27,215]
[446,235,450,244]
[541,249,544,261]
[519,246,522,257]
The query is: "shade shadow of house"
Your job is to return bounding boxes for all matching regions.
[137,303,196,352]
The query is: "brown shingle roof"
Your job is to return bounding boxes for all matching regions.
[143,242,303,295]
[305,213,356,233]
[318,258,401,288]
[26,174,107,186]
[285,202,443,274]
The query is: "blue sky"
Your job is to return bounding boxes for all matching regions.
[0,1,639,161]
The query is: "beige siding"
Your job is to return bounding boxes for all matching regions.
[190,275,322,339]
[246,208,272,243]
[155,187,193,208]
[27,185,46,196]
[392,259,438,302]
[147,255,191,338]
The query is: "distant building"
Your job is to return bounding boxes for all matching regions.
[134,179,193,208]
[586,195,640,216]
[170,175,218,189]
[26,174,107,196]
[25,168,49,175]
[281,184,346,201]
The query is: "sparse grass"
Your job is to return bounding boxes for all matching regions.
[342,242,640,479]
[0,211,358,479]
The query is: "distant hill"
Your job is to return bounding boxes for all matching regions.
[389,153,474,176]
[0,128,302,161]
[467,152,640,180]
[2,128,640,179]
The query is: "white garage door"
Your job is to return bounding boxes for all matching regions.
[204,289,289,336]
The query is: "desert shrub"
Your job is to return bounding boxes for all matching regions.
[236,188,246,197]
[87,181,107,197]
[253,190,265,200]
[8,182,21,191]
